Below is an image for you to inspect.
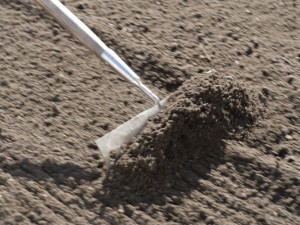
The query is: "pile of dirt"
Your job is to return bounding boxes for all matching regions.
[107,72,263,189]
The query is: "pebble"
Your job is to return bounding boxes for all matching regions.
[231,33,239,41]
[245,9,252,14]
[245,46,253,55]
[40,193,48,199]
[240,192,247,199]
[287,156,295,163]
[76,4,85,10]
[285,135,293,140]
[85,186,95,193]
[205,216,215,224]
[287,76,295,84]
[38,220,48,225]
[0,176,7,185]
[261,87,270,97]
[170,42,179,52]
[118,205,125,214]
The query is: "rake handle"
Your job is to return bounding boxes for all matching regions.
[34,0,107,57]
[34,0,160,104]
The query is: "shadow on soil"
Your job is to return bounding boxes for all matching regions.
[1,158,101,185]
[96,139,226,210]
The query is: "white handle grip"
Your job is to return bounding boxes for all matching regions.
[35,0,108,56]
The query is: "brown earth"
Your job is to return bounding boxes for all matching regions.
[0,0,299,224]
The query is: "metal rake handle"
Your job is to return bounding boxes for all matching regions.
[34,0,160,104]
[35,0,107,56]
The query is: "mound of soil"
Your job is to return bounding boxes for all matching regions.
[108,73,263,189]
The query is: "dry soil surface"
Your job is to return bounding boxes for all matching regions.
[1,0,299,224]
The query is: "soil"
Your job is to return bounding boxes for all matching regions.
[1,0,299,225]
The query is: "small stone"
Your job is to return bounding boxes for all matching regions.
[205,216,215,224]
[76,4,85,10]
[97,160,104,168]
[87,143,98,150]
[251,38,259,49]
[285,135,293,140]
[0,176,7,185]
[38,220,48,225]
[132,142,139,148]
[261,87,270,97]
[240,192,247,199]
[245,46,253,55]
[53,28,59,36]
[67,177,77,188]
[278,147,288,158]
[226,31,240,41]
[287,76,295,84]
[40,193,48,199]
[287,156,295,163]
[0,80,9,87]
[262,70,270,77]
[170,42,180,52]
[245,9,252,14]
[86,186,95,193]
[197,35,205,43]
[118,205,125,214]
[52,106,60,117]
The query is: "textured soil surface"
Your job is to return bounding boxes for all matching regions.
[1,0,299,224]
